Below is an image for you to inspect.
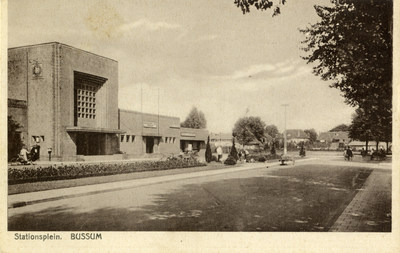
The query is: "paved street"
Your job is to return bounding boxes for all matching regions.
[8,155,391,232]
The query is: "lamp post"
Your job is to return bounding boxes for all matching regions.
[282,104,289,155]
[47,148,52,161]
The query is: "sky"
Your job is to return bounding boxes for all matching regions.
[8,0,356,134]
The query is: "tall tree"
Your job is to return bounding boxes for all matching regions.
[233,0,392,147]
[300,0,392,146]
[232,116,266,145]
[329,124,349,132]
[180,107,207,129]
[205,136,212,163]
[265,125,279,139]
[349,107,391,152]
[301,0,392,109]
[348,108,377,152]
[304,129,318,143]
[230,137,239,161]
[8,116,23,162]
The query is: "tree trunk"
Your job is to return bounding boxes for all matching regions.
[365,140,369,152]
[376,141,379,151]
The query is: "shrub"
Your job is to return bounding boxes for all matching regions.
[8,159,206,184]
[205,136,212,163]
[211,155,218,162]
[246,154,259,161]
[372,150,386,159]
[258,156,266,162]
[224,155,237,165]
[230,138,239,161]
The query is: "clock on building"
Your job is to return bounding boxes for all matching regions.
[32,62,43,77]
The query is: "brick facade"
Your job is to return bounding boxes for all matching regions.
[8,42,208,161]
[119,109,181,155]
[8,43,122,161]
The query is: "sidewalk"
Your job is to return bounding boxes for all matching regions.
[329,164,392,232]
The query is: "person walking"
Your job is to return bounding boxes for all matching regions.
[346,147,353,161]
[217,146,223,162]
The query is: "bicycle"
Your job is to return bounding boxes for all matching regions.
[9,153,36,166]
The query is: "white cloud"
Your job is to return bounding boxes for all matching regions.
[231,64,276,80]
[219,60,309,81]
[118,18,181,32]
[275,65,295,74]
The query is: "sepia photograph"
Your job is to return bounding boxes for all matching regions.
[1,0,398,252]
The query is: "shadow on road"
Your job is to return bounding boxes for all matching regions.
[9,164,390,232]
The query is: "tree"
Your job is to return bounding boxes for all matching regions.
[329,124,349,132]
[8,116,23,162]
[301,0,392,146]
[301,0,392,108]
[304,129,318,143]
[180,107,207,129]
[233,0,392,147]
[230,137,239,161]
[265,125,279,139]
[232,116,266,145]
[348,108,374,152]
[205,136,212,163]
[234,0,286,16]
[270,141,276,155]
[349,107,391,152]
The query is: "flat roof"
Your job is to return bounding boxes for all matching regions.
[119,108,180,120]
[8,42,118,62]
[66,126,125,134]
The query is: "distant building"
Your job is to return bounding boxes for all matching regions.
[348,141,385,151]
[285,129,309,143]
[210,132,273,150]
[210,133,234,147]
[244,140,262,150]
[8,42,207,161]
[317,131,350,149]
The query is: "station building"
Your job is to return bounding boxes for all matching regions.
[118,109,207,158]
[8,42,208,161]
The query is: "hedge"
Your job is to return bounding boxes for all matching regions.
[8,158,205,185]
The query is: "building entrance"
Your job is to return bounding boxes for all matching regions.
[146,137,154,154]
[76,132,106,155]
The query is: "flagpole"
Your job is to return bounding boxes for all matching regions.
[282,104,289,155]
[141,84,143,153]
